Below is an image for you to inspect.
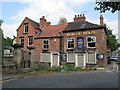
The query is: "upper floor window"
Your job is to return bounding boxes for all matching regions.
[67,38,75,49]
[87,36,96,48]
[20,37,24,46]
[24,23,28,33]
[28,36,33,46]
[43,40,49,50]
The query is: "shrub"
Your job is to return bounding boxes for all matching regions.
[31,64,49,71]
[63,64,76,71]
[48,67,61,72]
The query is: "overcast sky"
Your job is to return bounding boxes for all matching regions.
[1,0,118,39]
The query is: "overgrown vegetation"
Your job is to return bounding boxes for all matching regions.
[105,25,120,51]
[30,64,93,73]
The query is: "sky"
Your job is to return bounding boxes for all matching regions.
[1,0,118,39]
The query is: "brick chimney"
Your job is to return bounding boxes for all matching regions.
[46,22,51,26]
[74,14,86,22]
[100,15,104,26]
[40,16,47,29]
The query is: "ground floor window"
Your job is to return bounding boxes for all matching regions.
[87,52,96,64]
[41,53,51,62]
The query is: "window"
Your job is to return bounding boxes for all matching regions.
[43,40,49,50]
[20,38,24,46]
[28,37,33,46]
[67,38,75,49]
[87,36,96,48]
[24,23,28,33]
[87,52,96,64]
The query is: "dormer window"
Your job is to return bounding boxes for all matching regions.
[43,40,49,50]
[24,23,28,33]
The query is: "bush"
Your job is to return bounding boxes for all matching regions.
[31,64,49,71]
[48,67,61,72]
[63,64,76,71]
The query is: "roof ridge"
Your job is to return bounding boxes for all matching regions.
[27,17,39,24]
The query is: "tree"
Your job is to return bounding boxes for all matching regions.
[95,1,120,13]
[3,37,14,47]
[0,19,3,27]
[58,17,67,24]
[106,26,120,51]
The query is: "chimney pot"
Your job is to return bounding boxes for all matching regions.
[42,16,45,19]
[40,16,47,29]
[46,22,51,26]
[100,15,104,26]
[74,14,86,22]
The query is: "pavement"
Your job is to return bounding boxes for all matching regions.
[1,62,119,82]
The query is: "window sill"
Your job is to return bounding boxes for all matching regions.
[27,46,35,49]
[42,49,49,51]
[23,33,28,34]
[67,48,74,51]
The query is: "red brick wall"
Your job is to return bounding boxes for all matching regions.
[63,29,107,66]
[34,38,60,63]
[16,18,39,51]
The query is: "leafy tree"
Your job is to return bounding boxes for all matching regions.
[95,1,120,13]
[58,17,67,24]
[106,26,120,51]
[3,37,14,47]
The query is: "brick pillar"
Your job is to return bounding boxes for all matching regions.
[13,44,23,68]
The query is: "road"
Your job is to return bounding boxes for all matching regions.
[2,71,119,88]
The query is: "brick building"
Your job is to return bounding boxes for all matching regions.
[16,14,107,68]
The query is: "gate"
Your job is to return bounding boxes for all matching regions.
[21,51,31,69]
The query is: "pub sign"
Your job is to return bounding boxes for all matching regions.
[77,37,84,49]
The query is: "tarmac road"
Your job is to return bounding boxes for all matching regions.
[2,71,118,88]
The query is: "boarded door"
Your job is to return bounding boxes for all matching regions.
[67,53,75,62]
[52,54,59,66]
[76,53,85,67]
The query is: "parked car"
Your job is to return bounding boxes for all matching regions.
[110,56,120,61]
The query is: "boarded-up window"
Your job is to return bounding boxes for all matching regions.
[41,53,51,62]
[87,53,96,63]
[67,53,75,62]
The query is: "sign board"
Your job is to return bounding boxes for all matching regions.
[77,37,84,49]
[97,54,104,60]
[106,49,111,53]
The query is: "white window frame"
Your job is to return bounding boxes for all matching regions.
[86,36,96,48]
[20,38,24,45]
[67,38,75,49]
[87,52,96,64]
[40,53,51,62]
[67,52,75,62]
[42,39,49,50]
[24,23,28,33]
[28,37,33,46]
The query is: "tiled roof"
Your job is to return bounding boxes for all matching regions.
[27,18,40,30]
[38,23,68,38]
[63,21,104,32]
